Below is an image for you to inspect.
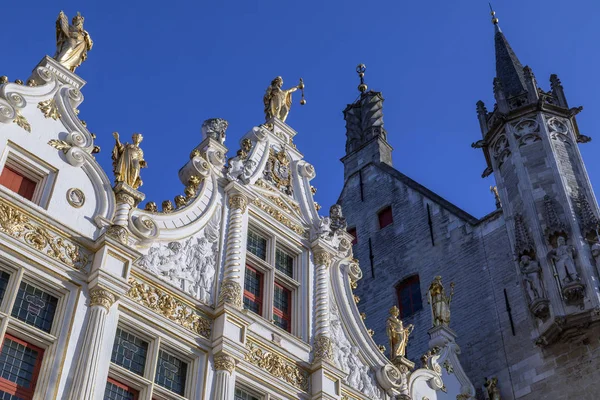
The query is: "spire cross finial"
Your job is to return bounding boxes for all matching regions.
[356,64,368,93]
[489,3,499,25]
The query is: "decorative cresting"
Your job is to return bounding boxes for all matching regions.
[214,353,236,373]
[89,287,116,311]
[0,201,90,270]
[313,248,334,362]
[127,277,212,339]
[245,340,309,391]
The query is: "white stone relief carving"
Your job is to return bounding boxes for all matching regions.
[139,206,221,304]
[330,299,382,399]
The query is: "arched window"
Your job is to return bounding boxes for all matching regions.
[396,275,423,318]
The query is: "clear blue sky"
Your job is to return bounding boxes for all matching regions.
[4,1,599,218]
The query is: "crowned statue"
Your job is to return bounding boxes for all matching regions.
[386,306,414,360]
[263,76,305,123]
[112,132,147,189]
[53,11,93,72]
[427,276,455,327]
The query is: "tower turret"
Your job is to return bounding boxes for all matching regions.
[474,8,599,346]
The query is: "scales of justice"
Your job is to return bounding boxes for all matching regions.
[263,76,306,123]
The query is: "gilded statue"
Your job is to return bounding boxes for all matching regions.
[484,377,501,400]
[386,306,414,359]
[112,132,147,189]
[427,276,454,327]
[54,11,93,72]
[263,77,304,122]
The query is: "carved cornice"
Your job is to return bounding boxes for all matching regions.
[251,198,305,236]
[214,353,236,373]
[229,194,248,212]
[89,288,116,311]
[245,341,309,391]
[0,201,90,269]
[126,277,212,339]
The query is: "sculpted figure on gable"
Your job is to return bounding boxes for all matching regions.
[139,207,221,304]
[201,118,228,144]
[54,11,93,72]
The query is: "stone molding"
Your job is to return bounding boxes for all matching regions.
[214,353,236,373]
[228,194,248,212]
[89,287,116,311]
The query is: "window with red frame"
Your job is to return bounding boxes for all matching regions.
[273,283,291,332]
[0,335,44,400]
[0,168,36,201]
[347,227,358,245]
[378,206,393,229]
[396,275,422,318]
[104,378,139,400]
[243,266,263,315]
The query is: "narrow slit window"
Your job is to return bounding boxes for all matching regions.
[243,266,263,315]
[378,206,394,229]
[273,283,291,332]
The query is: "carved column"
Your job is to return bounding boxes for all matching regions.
[107,183,144,244]
[212,353,236,399]
[218,193,248,309]
[313,249,334,362]
[69,287,117,400]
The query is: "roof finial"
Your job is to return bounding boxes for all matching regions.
[489,3,499,25]
[356,64,367,93]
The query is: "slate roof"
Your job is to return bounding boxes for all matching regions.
[494,25,528,97]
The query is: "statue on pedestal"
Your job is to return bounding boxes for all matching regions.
[54,11,93,72]
[519,255,545,302]
[549,236,579,283]
[484,377,501,400]
[427,276,454,327]
[263,76,305,122]
[386,306,413,359]
[112,132,147,189]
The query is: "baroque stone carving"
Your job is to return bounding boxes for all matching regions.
[139,206,221,304]
[229,194,248,213]
[484,377,501,400]
[245,341,309,391]
[313,334,334,361]
[13,110,31,133]
[314,250,332,267]
[264,147,293,196]
[38,99,61,120]
[330,300,382,399]
[227,139,254,183]
[0,202,90,269]
[47,130,89,167]
[127,278,212,339]
[214,353,236,373]
[427,276,454,327]
[66,188,85,208]
[201,118,228,144]
[252,198,305,236]
[54,11,93,72]
[89,288,116,311]
[218,280,243,309]
[386,306,413,359]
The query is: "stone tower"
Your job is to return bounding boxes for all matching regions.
[474,10,600,345]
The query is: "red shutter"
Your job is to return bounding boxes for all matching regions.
[0,168,36,201]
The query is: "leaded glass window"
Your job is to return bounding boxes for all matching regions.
[0,391,24,400]
[275,248,294,278]
[104,380,138,400]
[111,328,148,376]
[273,284,291,332]
[243,267,263,315]
[154,350,187,395]
[11,283,58,333]
[0,336,43,399]
[235,387,261,400]
[0,272,10,306]
[247,230,267,260]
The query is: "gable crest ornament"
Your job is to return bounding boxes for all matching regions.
[264,147,293,196]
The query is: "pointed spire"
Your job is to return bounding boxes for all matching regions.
[490,5,528,98]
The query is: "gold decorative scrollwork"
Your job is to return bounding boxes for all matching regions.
[0,202,89,269]
[127,277,212,339]
[38,99,61,120]
[229,194,248,213]
[245,341,309,391]
[314,250,332,267]
[48,139,72,153]
[218,279,243,309]
[13,111,31,132]
[89,288,116,311]
[252,198,305,236]
[214,353,236,373]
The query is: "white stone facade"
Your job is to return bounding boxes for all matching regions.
[0,56,468,399]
